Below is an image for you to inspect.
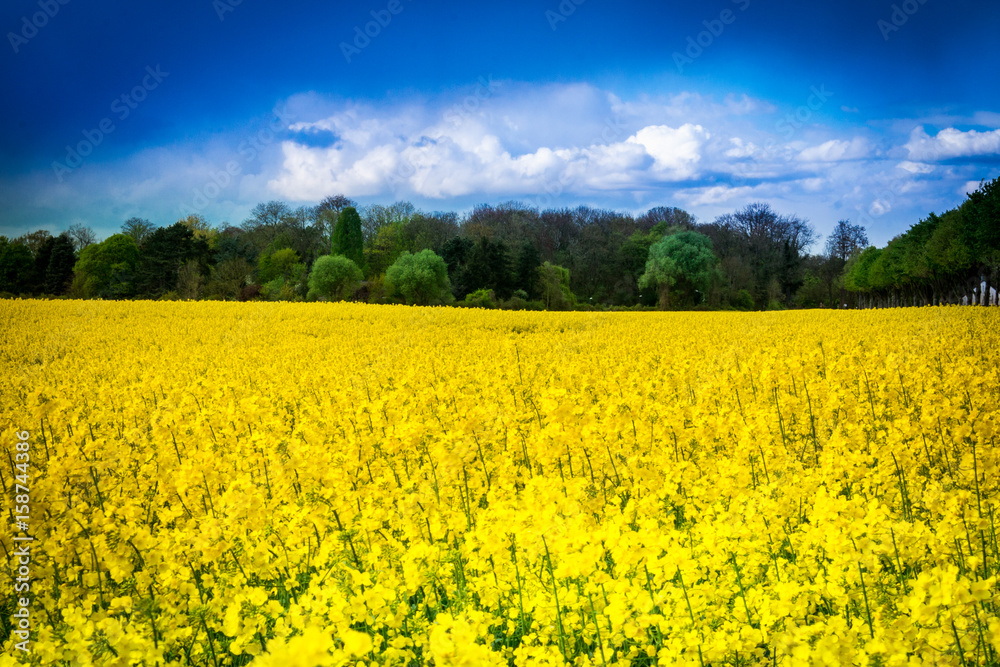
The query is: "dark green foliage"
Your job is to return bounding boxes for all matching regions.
[205,257,254,300]
[513,242,541,298]
[364,222,409,278]
[704,203,814,308]
[963,176,1000,266]
[441,236,474,297]
[841,176,1000,306]
[0,238,35,294]
[406,212,460,254]
[32,235,55,293]
[214,228,258,266]
[464,236,513,299]
[14,229,52,257]
[72,234,140,298]
[43,234,77,295]
[332,206,364,267]
[134,223,210,298]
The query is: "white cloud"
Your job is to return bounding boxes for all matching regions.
[897,160,934,174]
[962,180,983,196]
[269,92,714,201]
[12,80,995,248]
[870,199,892,216]
[905,126,1000,161]
[678,185,754,206]
[798,178,825,192]
[725,137,757,158]
[625,124,708,179]
[797,137,869,162]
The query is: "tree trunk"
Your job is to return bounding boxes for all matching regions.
[658,283,670,310]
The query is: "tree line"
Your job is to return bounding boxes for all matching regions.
[0,177,992,309]
[843,176,1000,307]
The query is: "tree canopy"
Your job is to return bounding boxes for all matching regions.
[307,255,363,301]
[332,206,364,267]
[639,230,719,309]
[385,250,453,306]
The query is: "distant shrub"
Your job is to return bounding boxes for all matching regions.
[463,289,496,309]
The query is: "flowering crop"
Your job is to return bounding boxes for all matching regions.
[1,301,998,666]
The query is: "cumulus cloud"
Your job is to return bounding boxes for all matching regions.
[904,126,1000,161]
[678,185,755,206]
[625,124,708,179]
[797,137,869,162]
[269,91,717,201]
[12,81,995,247]
[897,160,934,174]
[724,137,757,158]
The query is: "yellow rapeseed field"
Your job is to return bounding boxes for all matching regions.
[1,301,999,666]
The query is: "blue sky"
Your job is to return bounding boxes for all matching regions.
[2,0,999,247]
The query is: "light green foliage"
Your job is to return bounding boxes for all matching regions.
[307,255,363,301]
[257,247,301,284]
[843,246,880,293]
[365,222,410,277]
[638,230,719,309]
[463,288,496,309]
[385,249,453,306]
[537,262,575,310]
[260,277,299,301]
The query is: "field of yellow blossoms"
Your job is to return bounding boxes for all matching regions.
[1,300,999,666]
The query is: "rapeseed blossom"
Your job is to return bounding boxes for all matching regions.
[0,301,998,665]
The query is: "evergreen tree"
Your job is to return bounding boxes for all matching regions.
[514,241,541,298]
[332,206,364,267]
[465,237,513,299]
[441,236,474,298]
[32,236,55,294]
[0,239,35,294]
[44,233,77,295]
[134,223,210,297]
